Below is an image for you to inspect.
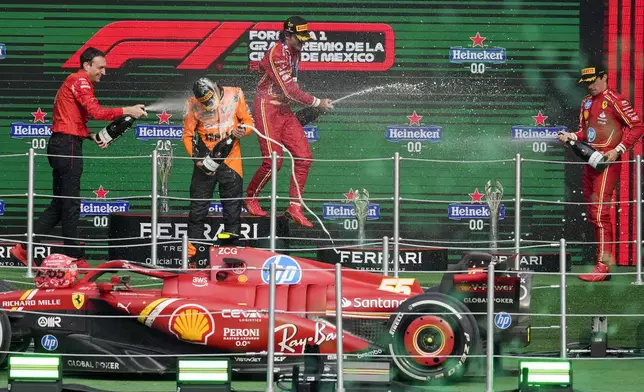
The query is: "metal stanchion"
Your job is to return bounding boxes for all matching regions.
[266,263,277,392]
[393,152,400,277]
[25,149,35,278]
[182,232,188,270]
[634,155,643,285]
[486,261,495,392]
[269,151,278,252]
[382,236,389,276]
[335,263,345,392]
[514,153,522,270]
[560,238,567,358]
[151,150,158,266]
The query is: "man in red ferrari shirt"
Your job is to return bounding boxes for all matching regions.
[244,16,334,227]
[558,64,644,281]
[10,47,146,265]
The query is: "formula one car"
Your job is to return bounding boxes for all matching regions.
[0,247,532,382]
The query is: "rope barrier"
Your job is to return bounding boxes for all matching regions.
[37,153,152,159]
[401,197,515,204]
[522,198,634,205]
[0,153,28,158]
[401,157,515,163]
[34,194,150,200]
[523,157,637,164]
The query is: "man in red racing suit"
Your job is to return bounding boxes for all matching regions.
[10,47,146,265]
[244,16,334,228]
[558,64,644,281]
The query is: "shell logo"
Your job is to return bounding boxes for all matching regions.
[168,304,215,345]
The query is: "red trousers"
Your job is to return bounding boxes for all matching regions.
[582,162,621,264]
[246,98,312,200]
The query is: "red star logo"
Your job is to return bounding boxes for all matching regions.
[407,111,423,126]
[470,32,486,48]
[93,185,109,199]
[469,188,485,203]
[532,111,548,126]
[344,188,356,203]
[31,108,47,123]
[156,110,172,125]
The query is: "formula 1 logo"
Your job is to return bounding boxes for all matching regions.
[62,21,395,71]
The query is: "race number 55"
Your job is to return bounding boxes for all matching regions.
[378,278,416,295]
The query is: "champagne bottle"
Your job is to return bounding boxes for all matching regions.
[566,139,608,171]
[201,135,236,174]
[96,115,136,145]
[295,106,323,126]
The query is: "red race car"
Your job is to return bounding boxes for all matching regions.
[0,247,531,382]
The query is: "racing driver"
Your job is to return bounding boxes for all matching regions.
[183,78,254,266]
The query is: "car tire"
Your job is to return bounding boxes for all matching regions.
[0,310,12,368]
[0,280,21,369]
[386,292,480,383]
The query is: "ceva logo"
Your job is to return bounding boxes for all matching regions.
[62,21,395,71]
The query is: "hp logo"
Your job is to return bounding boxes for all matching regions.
[261,255,302,285]
[41,334,59,351]
[494,312,512,330]
[0,44,5,60]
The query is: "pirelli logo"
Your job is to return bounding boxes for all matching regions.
[581,67,596,75]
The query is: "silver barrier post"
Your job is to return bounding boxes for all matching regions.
[335,263,345,392]
[266,262,277,392]
[151,150,158,266]
[560,238,567,358]
[182,232,188,270]
[270,151,278,252]
[515,153,521,270]
[393,152,400,277]
[486,261,495,392]
[25,148,35,278]
[634,155,643,285]
[382,236,389,276]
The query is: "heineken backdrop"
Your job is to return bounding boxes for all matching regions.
[0,0,608,269]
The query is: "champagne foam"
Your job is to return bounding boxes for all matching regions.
[146,97,190,113]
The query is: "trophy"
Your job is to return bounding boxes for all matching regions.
[484,180,503,252]
[352,189,370,247]
[156,140,173,213]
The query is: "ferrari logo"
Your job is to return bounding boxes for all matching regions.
[72,293,85,310]
[602,101,608,109]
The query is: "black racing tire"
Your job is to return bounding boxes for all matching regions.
[0,280,20,369]
[386,292,481,383]
[0,310,11,368]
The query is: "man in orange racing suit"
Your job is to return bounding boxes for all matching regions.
[183,78,254,264]
[558,64,644,281]
[244,16,334,227]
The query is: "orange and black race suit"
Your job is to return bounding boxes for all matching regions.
[572,88,644,263]
[182,87,254,244]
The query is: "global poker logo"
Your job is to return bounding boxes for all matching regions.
[386,111,442,152]
[511,111,566,141]
[10,108,52,139]
[323,188,381,220]
[449,32,507,71]
[448,188,505,220]
[80,185,130,216]
[135,110,183,140]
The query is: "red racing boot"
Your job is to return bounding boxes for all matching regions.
[244,198,268,217]
[9,243,27,266]
[285,203,314,228]
[578,262,612,282]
